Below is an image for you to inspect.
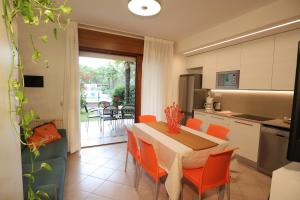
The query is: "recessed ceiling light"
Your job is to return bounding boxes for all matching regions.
[128,0,161,16]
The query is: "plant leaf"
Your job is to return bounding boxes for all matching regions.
[40,35,48,43]
[23,173,35,183]
[60,5,72,15]
[41,162,52,171]
[36,190,49,199]
[32,49,41,62]
[44,10,54,22]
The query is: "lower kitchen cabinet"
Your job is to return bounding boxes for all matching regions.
[229,119,261,163]
[194,111,261,164]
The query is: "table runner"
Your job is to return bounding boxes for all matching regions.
[146,121,217,150]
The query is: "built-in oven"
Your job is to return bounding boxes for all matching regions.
[216,70,240,89]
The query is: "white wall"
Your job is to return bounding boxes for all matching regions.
[0,3,23,199]
[177,0,300,53]
[165,54,187,106]
[18,22,67,120]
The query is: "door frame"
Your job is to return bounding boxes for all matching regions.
[78,28,143,121]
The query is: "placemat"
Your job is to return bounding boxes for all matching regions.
[146,121,217,150]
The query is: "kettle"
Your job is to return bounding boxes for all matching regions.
[213,102,221,111]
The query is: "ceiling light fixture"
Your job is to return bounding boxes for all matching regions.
[128,0,161,16]
[184,18,300,55]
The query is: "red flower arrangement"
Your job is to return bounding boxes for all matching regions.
[164,102,185,133]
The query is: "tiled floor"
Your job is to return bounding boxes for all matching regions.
[81,119,134,147]
[65,143,271,200]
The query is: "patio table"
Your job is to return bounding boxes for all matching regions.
[132,123,229,200]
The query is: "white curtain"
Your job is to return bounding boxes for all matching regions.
[63,21,81,153]
[141,37,174,120]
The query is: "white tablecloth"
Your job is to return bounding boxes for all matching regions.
[132,123,229,200]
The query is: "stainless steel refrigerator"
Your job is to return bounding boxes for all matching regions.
[178,74,209,123]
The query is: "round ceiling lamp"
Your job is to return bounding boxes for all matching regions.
[128,0,161,16]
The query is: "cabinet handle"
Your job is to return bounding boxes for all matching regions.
[211,116,224,120]
[234,121,253,126]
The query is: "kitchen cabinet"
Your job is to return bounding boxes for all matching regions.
[272,29,300,90]
[229,119,261,163]
[216,45,241,71]
[240,37,274,90]
[194,111,261,163]
[202,52,217,89]
[193,111,230,132]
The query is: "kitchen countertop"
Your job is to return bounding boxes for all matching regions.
[194,109,290,129]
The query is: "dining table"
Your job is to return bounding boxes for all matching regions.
[132,122,229,200]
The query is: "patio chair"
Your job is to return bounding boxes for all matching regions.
[101,105,119,133]
[84,105,101,131]
[121,105,135,125]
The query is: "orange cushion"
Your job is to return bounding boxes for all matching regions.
[28,122,62,149]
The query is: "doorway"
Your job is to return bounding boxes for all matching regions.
[79,52,136,147]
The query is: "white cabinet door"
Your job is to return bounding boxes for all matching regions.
[186,53,204,69]
[216,44,241,71]
[240,37,274,90]
[229,119,261,162]
[272,29,300,90]
[202,52,217,89]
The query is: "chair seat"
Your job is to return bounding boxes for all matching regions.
[183,167,203,187]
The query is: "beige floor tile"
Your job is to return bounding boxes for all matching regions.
[108,169,136,186]
[90,167,115,179]
[79,176,105,192]
[64,189,90,200]
[78,163,99,175]
[92,181,124,199]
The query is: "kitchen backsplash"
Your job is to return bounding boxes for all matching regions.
[211,91,293,119]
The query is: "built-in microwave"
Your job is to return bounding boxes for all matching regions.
[216,70,240,89]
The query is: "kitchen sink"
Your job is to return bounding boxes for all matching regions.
[232,114,274,121]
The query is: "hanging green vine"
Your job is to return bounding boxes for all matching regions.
[1,0,71,199]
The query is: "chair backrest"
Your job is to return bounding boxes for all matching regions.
[207,124,229,140]
[138,138,160,181]
[122,105,135,116]
[139,115,157,123]
[200,149,235,192]
[186,118,202,131]
[126,129,139,161]
[103,105,118,116]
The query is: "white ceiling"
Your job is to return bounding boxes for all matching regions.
[68,0,278,41]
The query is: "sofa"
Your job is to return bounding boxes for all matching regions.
[21,129,68,200]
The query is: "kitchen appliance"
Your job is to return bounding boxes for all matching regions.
[231,114,274,121]
[287,41,300,162]
[258,125,290,176]
[204,95,214,112]
[216,70,240,89]
[213,102,221,111]
[178,74,209,123]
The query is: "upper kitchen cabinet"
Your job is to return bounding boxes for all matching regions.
[272,29,300,90]
[240,37,275,90]
[202,52,217,89]
[216,44,241,71]
[186,53,204,69]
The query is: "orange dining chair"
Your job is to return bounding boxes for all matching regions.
[186,118,203,131]
[138,138,167,200]
[125,129,141,188]
[206,124,229,140]
[138,115,157,123]
[181,148,237,200]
